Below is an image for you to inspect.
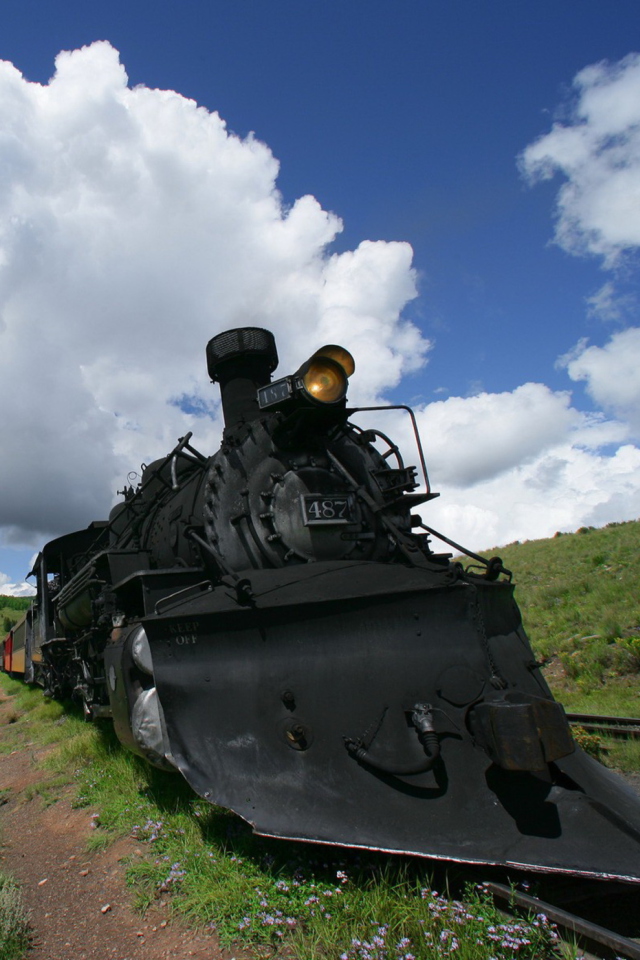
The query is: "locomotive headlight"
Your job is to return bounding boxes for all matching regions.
[257,343,355,410]
[297,344,355,405]
[299,357,347,404]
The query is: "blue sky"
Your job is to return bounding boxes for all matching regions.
[1,1,640,592]
[5,1,637,396]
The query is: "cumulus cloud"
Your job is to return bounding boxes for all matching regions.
[560,327,640,433]
[520,52,640,265]
[0,572,35,598]
[359,383,637,552]
[424,441,640,552]
[0,42,425,546]
[415,383,581,487]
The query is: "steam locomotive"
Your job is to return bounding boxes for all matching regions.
[3,327,640,883]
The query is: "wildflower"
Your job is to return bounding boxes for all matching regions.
[158,861,186,892]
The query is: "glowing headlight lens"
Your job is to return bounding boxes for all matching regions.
[301,358,347,404]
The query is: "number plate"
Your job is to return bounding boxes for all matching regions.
[302,495,356,525]
[257,377,293,409]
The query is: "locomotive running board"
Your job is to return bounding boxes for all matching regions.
[142,560,640,883]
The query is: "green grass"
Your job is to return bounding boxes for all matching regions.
[486,520,640,656]
[556,681,640,715]
[74,744,563,959]
[0,721,31,960]
[0,873,30,960]
[480,521,640,711]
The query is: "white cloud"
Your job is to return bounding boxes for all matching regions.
[0,573,36,598]
[358,381,638,553]
[0,42,426,546]
[520,53,640,265]
[425,441,640,553]
[560,326,640,433]
[415,383,581,487]
[585,281,636,323]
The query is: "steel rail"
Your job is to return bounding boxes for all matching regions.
[567,712,640,740]
[485,881,640,960]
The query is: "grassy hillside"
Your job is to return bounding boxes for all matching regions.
[0,597,30,637]
[481,519,640,727]
[492,520,640,651]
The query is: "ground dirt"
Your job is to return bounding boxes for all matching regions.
[0,692,250,960]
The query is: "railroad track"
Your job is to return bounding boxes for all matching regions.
[486,881,640,960]
[484,715,640,958]
[566,712,640,739]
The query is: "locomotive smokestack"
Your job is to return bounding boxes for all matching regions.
[206,327,279,431]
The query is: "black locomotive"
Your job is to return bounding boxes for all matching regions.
[6,328,640,882]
